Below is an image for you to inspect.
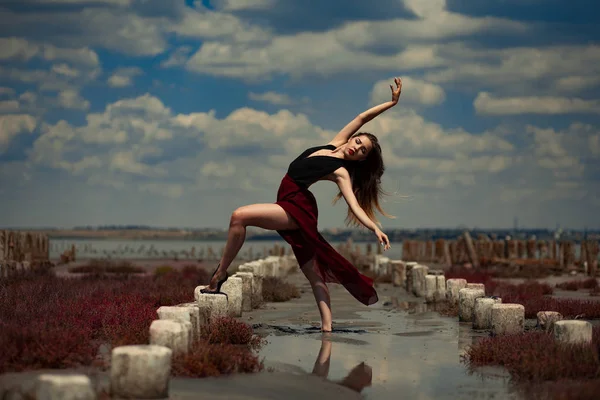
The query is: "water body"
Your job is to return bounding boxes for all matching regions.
[49,238,404,260]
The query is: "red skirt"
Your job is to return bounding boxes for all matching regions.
[275,174,379,306]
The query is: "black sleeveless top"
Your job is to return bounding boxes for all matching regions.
[287,144,356,188]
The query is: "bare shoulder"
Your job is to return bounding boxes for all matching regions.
[332,166,351,182]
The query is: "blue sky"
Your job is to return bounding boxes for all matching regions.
[0,0,599,230]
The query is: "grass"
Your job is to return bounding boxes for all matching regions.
[261,276,300,302]
[463,327,600,383]
[0,265,209,373]
[556,278,599,291]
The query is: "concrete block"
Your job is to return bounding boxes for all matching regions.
[233,272,254,311]
[390,261,406,287]
[34,374,95,400]
[149,319,191,355]
[425,275,437,303]
[110,345,171,399]
[435,275,446,302]
[195,286,229,327]
[466,283,486,292]
[473,297,502,330]
[446,279,467,304]
[491,304,525,335]
[375,255,390,276]
[536,311,563,332]
[411,264,429,297]
[554,320,593,345]
[458,288,486,322]
[157,305,201,343]
[221,276,243,317]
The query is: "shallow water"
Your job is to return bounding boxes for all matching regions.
[256,308,517,400]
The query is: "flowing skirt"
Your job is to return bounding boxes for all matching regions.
[275,174,379,306]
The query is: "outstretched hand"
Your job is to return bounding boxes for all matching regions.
[390,77,402,104]
[375,229,391,251]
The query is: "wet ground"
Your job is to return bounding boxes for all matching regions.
[237,271,518,400]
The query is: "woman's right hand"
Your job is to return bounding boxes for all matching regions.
[375,229,391,251]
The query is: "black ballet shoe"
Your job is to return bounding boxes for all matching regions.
[200,265,229,295]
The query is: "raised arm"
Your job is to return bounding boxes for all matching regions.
[329,77,402,147]
[334,169,391,250]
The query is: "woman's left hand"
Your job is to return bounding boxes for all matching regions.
[375,229,391,251]
[390,77,402,104]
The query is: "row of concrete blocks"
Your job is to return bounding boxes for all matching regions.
[452,279,594,345]
[29,255,296,400]
[378,257,595,346]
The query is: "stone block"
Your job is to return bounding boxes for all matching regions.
[149,319,191,355]
[195,286,229,327]
[473,297,502,330]
[554,320,593,345]
[446,279,467,304]
[466,283,486,292]
[34,374,95,400]
[221,276,243,317]
[411,264,429,297]
[459,288,486,322]
[157,305,201,343]
[491,304,525,335]
[425,275,437,303]
[110,345,171,399]
[390,261,406,287]
[536,311,563,332]
[233,272,254,311]
[435,275,446,302]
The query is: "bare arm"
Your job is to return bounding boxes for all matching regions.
[334,169,391,250]
[329,78,402,147]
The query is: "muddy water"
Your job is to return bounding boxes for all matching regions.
[243,272,518,399]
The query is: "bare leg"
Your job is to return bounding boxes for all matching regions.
[301,258,333,332]
[206,203,299,289]
[311,336,332,377]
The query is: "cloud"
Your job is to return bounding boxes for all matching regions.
[56,89,90,110]
[0,100,21,114]
[0,114,37,152]
[160,46,194,68]
[426,44,600,96]
[0,88,16,96]
[248,91,294,106]
[0,37,100,67]
[214,0,276,11]
[107,67,144,87]
[474,92,600,115]
[370,77,446,106]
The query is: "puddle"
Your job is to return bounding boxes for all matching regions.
[258,309,517,399]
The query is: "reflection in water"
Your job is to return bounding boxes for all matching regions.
[311,333,373,393]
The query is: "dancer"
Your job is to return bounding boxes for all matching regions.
[201,77,403,332]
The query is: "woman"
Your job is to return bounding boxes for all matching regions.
[201,77,403,332]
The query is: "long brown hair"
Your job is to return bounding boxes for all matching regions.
[332,132,395,228]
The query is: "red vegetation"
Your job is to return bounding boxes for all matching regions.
[201,316,266,351]
[171,343,264,378]
[464,327,600,382]
[262,276,300,302]
[0,266,209,373]
[556,278,599,291]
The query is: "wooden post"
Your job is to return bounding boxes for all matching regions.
[449,241,457,265]
[586,240,598,277]
[463,231,479,268]
[506,240,518,259]
[526,240,536,259]
[425,241,434,262]
[550,240,557,261]
[402,241,410,261]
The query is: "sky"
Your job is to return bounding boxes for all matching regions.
[0,0,599,230]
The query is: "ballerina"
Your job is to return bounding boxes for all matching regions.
[201,77,403,332]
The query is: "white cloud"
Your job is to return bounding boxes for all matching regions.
[0,37,100,67]
[33,0,131,5]
[57,89,90,110]
[160,46,194,68]
[248,91,294,106]
[555,76,600,93]
[0,114,37,152]
[213,0,276,11]
[370,77,445,106]
[0,88,16,96]
[0,100,20,113]
[474,92,600,115]
[107,67,143,88]
[427,44,600,96]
